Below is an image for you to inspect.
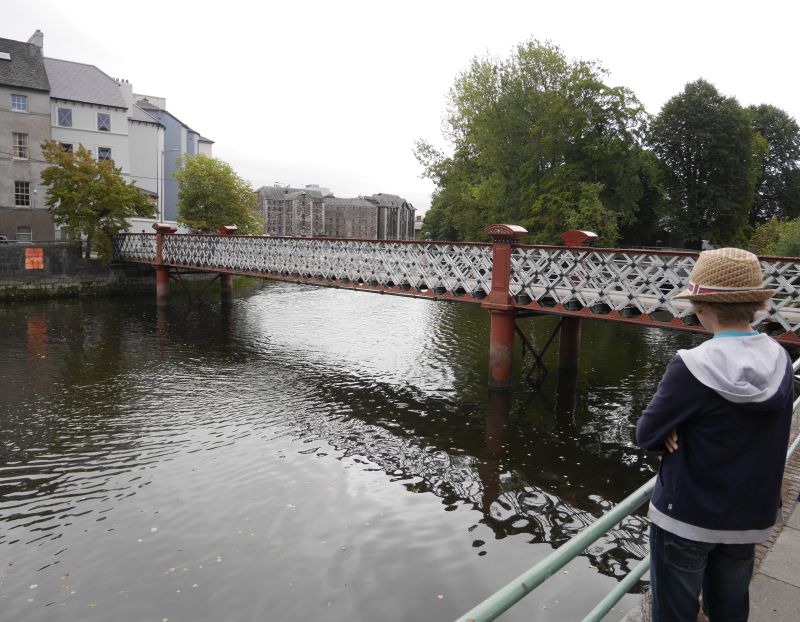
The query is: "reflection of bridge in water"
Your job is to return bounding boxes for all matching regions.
[114,224,800,389]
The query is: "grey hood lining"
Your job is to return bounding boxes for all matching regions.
[677,334,788,404]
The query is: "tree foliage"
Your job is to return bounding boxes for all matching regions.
[173,154,262,234]
[748,217,800,256]
[40,141,154,261]
[649,80,763,247]
[746,104,800,225]
[416,40,659,245]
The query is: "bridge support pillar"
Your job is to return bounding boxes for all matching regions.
[155,266,170,307]
[482,224,528,390]
[488,310,517,389]
[558,317,581,371]
[153,222,176,307]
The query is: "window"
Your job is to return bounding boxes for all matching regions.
[57,107,72,127]
[11,94,27,111]
[97,146,112,161]
[16,226,32,242]
[97,112,111,132]
[13,133,28,158]
[60,142,73,153]
[14,181,31,206]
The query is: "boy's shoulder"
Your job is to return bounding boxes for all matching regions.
[676,335,790,404]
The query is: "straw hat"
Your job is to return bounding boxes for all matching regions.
[673,247,774,303]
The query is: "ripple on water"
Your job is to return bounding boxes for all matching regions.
[0,288,669,621]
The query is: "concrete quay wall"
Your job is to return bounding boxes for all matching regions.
[0,242,154,301]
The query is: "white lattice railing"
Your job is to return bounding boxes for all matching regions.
[114,234,494,296]
[113,234,800,337]
[510,246,800,334]
[114,234,157,263]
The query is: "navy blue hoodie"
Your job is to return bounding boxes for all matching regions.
[636,334,794,543]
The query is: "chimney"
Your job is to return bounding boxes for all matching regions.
[28,30,43,49]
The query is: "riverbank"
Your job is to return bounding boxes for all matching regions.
[0,242,259,302]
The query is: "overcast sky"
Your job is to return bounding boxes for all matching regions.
[6,1,800,213]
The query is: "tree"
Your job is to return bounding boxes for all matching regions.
[746,104,800,225]
[748,217,800,256]
[173,154,262,234]
[416,40,659,245]
[40,141,155,261]
[649,79,762,247]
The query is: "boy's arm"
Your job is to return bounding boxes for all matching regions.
[636,356,705,450]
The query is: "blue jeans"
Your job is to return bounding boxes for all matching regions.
[649,523,755,622]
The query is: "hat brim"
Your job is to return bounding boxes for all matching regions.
[672,288,775,303]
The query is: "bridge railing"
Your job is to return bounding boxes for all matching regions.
[116,233,496,296]
[455,355,800,622]
[510,245,800,335]
[113,233,800,337]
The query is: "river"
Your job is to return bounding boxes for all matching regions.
[0,280,703,621]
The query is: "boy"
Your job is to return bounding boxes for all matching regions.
[636,247,794,622]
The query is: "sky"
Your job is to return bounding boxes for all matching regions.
[5,0,800,214]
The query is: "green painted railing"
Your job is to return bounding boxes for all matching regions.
[456,357,800,622]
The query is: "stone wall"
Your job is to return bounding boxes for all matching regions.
[0,242,155,301]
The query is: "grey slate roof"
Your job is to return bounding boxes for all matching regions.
[44,57,127,109]
[129,103,162,125]
[323,197,376,209]
[367,193,408,207]
[258,186,324,200]
[0,37,49,91]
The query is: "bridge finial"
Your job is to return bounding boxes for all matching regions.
[484,224,528,242]
[560,230,597,247]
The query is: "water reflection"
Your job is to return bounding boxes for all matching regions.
[0,284,705,620]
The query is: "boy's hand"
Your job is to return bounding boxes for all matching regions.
[665,428,679,453]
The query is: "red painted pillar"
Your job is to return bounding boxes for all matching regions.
[482,224,528,389]
[155,266,170,306]
[557,229,597,370]
[152,222,176,307]
[218,225,237,302]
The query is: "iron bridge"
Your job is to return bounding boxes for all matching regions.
[113,232,800,345]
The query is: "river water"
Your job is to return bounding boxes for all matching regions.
[0,281,703,621]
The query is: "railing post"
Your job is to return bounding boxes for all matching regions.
[218,225,238,301]
[153,223,176,307]
[482,224,528,389]
[557,230,597,371]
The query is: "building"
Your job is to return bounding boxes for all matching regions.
[257,184,416,240]
[135,95,213,222]
[258,185,326,237]
[0,31,54,241]
[324,197,378,239]
[1,29,212,237]
[365,193,415,240]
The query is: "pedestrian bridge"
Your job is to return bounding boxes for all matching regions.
[113,226,800,344]
[114,224,800,388]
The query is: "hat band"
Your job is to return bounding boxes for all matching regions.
[687,280,762,295]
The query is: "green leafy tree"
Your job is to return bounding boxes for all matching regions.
[173,154,262,234]
[749,217,800,256]
[416,40,659,245]
[746,104,800,225]
[40,141,155,261]
[649,79,762,247]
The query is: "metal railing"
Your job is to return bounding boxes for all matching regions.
[456,357,800,622]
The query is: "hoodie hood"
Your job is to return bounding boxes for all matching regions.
[678,334,789,404]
